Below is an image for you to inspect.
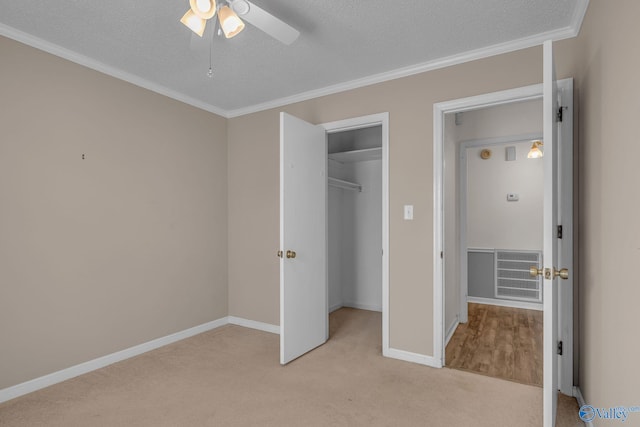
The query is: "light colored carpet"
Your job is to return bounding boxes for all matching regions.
[0,308,582,426]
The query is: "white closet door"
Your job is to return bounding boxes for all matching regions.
[279,112,328,365]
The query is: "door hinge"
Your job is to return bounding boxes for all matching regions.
[440,251,444,259]
[557,225,563,239]
[557,341,563,356]
[557,106,567,122]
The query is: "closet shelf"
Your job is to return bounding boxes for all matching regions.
[328,147,382,163]
[328,177,362,192]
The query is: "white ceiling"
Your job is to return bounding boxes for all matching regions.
[0,0,588,118]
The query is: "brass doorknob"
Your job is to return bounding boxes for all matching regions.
[530,266,543,277]
[530,266,569,280]
[286,250,296,259]
[554,268,569,280]
[277,250,283,258]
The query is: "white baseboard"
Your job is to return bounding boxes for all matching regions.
[384,347,442,368]
[0,317,228,404]
[445,318,459,347]
[329,303,382,313]
[342,302,382,312]
[467,296,543,311]
[228,316,280,335]
[0,315,283,404]
[573,386,592,427]
[329,303,343,313]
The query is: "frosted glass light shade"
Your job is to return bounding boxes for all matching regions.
[527,140,544,159]
[190,0,216,20]
[180,9,207,37]
[218,6,245,38]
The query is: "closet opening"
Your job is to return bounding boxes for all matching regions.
[327,124,383,339]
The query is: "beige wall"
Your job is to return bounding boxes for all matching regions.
[228,48,546,354]
[564,0,640,413]
[3,0,639,413]
[0,36,228,389]
[228,3,640,406]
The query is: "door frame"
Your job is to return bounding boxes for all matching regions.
[433,80,574,394]
[321,112,390,354]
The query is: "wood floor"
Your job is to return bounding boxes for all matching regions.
[446,303,543,386]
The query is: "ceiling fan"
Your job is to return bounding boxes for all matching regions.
[180,0,300,45]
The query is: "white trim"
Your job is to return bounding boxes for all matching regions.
[573,386,586,406]
[436,84,544,114]
[466,247,495,253]
[1,2,588,120]
[329,302,384,314]
[467,296,543,311]
[434,83,545,369]
[226,23,587,118]
[0,24,228,118]
[433,102,445,368]
[433,79,574,373]
[459,139,469,324]
[321,113,390,360]
[458,133,544,149]
[321,113,388,134]
[573,386,593,427]
[445,318,460,347]
[342,302,382,313]
[384,347,442,369]
[0,317,228,404]
[0,315,287,404]
[228,316,280,335]
[329,303,343,313]
[569,1,591,38]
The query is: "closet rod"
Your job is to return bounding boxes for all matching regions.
[328,177,362,192]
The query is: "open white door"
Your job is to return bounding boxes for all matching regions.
[541,40,571,427]
[279,112,328,365]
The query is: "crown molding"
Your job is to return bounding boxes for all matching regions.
[570,0,590,37]
[226,21,586,118]
[0,23,228,118]
[1,1,589,119]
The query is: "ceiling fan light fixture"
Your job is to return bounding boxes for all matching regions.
[218,5,245,38]
[181,9,207,37]
[189,0,216,20]
[229,0,250,15]
[527,140,544,159]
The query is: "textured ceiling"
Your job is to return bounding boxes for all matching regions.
[0,0,588,117]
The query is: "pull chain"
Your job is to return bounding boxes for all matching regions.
[207,17,217,78]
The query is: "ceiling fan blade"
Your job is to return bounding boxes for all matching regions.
[234,0,300,45]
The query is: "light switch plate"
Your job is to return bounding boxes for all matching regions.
[507,193,519,202]
[404,205,414,220]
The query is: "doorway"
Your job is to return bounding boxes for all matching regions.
[433,67,575,426]
[322,113,390,353]
[327,125,382,314]
[279,112,389,364]
[442,99,545,386]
